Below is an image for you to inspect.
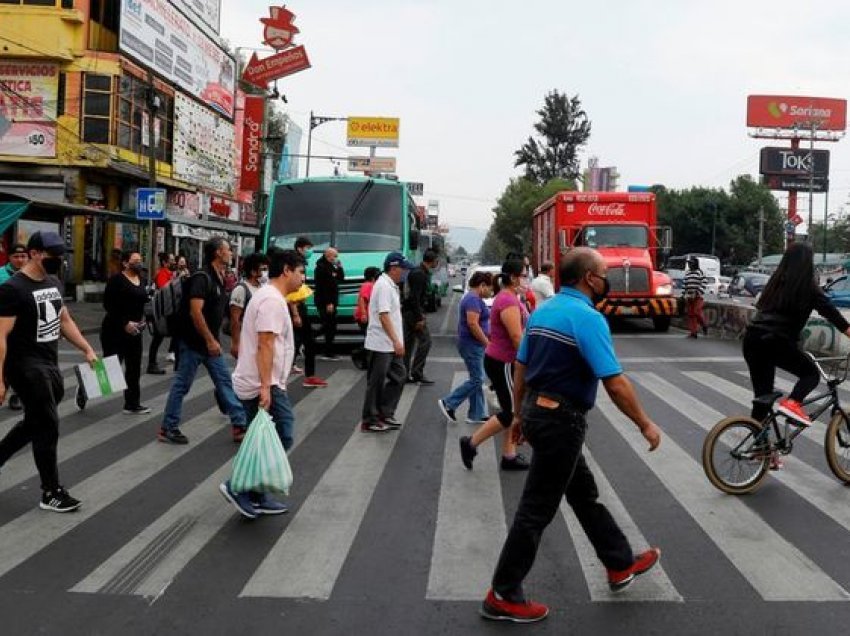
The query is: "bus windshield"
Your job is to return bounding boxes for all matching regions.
[580,225,648,249]
[266,180,403,252]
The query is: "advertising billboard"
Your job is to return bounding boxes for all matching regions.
[747,95,847,132]
[762,175,829,193]
[240,95,264,192]
[0,61,58,157]
[173,93,236,194]
[119,0,235,118]
[172,0,221,35]
[760,147,830,177]
[347,116,400,148]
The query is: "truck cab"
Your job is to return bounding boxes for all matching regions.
[532,192,677,331]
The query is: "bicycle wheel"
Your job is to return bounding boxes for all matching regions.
[825,410,850,484]
[702,417,770,495]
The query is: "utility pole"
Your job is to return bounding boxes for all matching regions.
[808,120,817,241]
[757,206,764,268]
[145,70,160,284]
[306,112,347,177]
[710,200,717,256]
[823,189,830,264]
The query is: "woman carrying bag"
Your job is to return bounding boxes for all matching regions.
[100,250,150,414]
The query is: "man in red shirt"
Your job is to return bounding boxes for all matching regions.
[148,252,175,375]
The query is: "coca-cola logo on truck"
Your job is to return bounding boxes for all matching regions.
[587,202,626,216]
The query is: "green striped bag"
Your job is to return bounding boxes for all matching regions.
[230,409,293,494]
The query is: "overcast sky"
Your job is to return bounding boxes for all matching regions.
[221,0,850,232]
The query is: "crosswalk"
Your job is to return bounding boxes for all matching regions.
[2,356,850,607]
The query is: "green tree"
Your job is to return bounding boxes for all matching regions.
[514,90,591,184]
[491,177,575,256]
[454,245,468,258]
[478,225,509,264]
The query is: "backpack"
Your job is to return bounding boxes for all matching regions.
[222,281,253,337]
[147,276,186,337]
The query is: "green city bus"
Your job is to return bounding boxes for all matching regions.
[262,176,422,326]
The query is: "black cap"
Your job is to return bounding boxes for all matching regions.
[10,244,26,255]
[27,231,66,256]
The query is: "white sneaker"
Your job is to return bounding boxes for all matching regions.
[167,352,176,362]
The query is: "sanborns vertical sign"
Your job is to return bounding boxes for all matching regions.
[747,95,847,132]
[241,96,264,192]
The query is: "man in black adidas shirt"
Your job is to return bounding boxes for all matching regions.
[0,231,98,512]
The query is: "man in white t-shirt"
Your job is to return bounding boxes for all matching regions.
[531,262,555,306]
[229,252,269,359]
[220,247,305,519]
[360,251,414,433]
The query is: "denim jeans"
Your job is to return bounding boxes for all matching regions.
[443,339,486,420]
[163,340,246,431]
[491,391,633,602]
[239,385,295,451]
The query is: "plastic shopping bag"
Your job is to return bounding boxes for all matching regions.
[230,409,293,494]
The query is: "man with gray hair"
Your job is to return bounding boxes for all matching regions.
[480,247,662,623]
[530,261,555,306]
[314,247,345,360]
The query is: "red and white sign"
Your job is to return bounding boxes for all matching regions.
[166,190,201,219]
[0,122,55,158]
[0,61,58,157]
[587,202,626,216]
[261,6,300,50]
[791,213,804,226]
[747,95,847,132]
[241,47,311,89]
[241,95,264,192]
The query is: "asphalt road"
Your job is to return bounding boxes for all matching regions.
[2,291,850,635]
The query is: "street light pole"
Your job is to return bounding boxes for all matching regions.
[808,120,817,242]
[145,70,160,283]
[710,200,717,256]
[305,112,347,177]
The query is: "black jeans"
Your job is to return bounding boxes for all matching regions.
[484,354,515,428]
[294,303,317,376]
[317,305,337,356]
[148,332,166,368]
[743,328,819,421]
[403,313,432,380]
[492,391,633,602]
[361,351,406,423]
[101,328,143,409]
[0,365,64,491]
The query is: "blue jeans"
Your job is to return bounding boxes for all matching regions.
[442,339,486,420]
[240,385,295,451]
[163,340,246,431]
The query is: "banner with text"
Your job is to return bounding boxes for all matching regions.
[0,61,58,157]
[240,95,264,192]
[119,0,235,118]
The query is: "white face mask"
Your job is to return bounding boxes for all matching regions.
[259,270,269,284]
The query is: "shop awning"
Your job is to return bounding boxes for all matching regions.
[0,202,29,235]
[0,191,148,225]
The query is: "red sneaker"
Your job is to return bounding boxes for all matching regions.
[303,376,329,389]
[607,547,661,592]
[479,589,549,623]
[776,398,811,427]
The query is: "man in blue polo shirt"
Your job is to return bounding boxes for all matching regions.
[480,247,663,624]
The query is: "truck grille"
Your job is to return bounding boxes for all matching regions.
[608,267,650,294]
[305,278,365,297]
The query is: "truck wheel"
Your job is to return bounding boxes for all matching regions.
[653,316,671,332]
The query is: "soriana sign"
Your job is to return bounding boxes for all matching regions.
[241,95,264,192]
[747,95,847,132]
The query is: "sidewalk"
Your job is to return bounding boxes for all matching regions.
[65,300,105,336]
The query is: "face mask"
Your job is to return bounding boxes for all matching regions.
[129,262,144,275]
[259,270,269,284]
[589,273,610,304]
[168,263,177,271]
[43,257,62,276]
[302,249,313,259]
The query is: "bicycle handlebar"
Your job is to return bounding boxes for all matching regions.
[806,351,850,384]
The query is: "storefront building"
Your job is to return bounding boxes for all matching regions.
[0,0,262,294]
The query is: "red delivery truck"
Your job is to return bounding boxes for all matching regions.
[532,191,677,331]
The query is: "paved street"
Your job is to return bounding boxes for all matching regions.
[3,295,850,635]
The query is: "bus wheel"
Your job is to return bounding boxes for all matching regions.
[653,316,671,332]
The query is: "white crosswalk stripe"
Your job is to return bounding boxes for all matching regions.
[240,381,420,599]
[5,364,850,606]
[427,372,506,601]
[630,373,850,600]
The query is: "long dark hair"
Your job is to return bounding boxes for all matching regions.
[493,259,525,294]
[757,242,815,313]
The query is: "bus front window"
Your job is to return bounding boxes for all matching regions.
[266,181,403,252]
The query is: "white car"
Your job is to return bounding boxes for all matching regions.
[453,264,501,307]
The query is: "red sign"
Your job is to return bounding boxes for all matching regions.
[747,95,847,132]
[261,6,300,50]
[241,47,311,89]
[240,95,264,192]
[791,214,804,226]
